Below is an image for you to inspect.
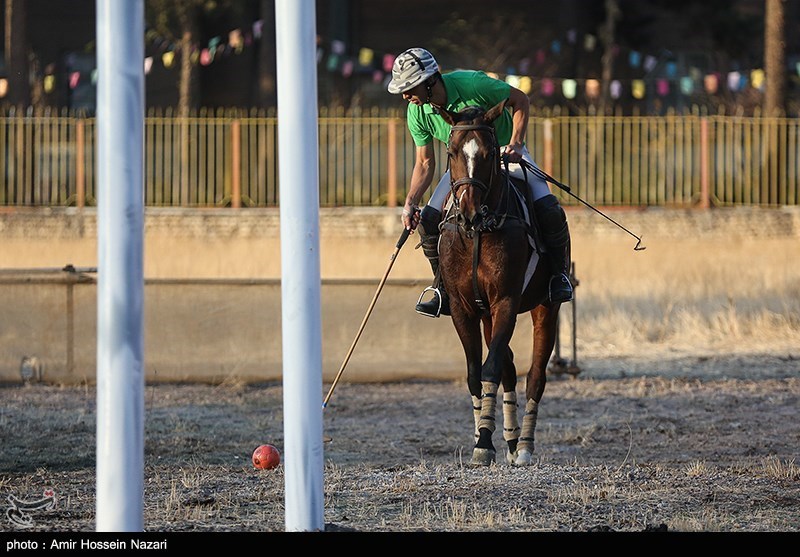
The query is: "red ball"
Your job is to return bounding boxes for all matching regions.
[252,444,281,470]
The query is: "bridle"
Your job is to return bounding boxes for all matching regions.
[447,122,504,236]
[445,119,509,313]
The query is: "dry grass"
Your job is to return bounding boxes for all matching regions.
[1,234,798,533]
[565,236,800,360]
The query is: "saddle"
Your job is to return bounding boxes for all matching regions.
[441,168,545,294]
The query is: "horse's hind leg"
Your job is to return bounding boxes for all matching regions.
[515,304,559,466]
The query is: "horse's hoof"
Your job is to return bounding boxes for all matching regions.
[505,450,517,464]
[513,449,534,466]
[470,448,496,467]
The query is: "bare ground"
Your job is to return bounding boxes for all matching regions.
[1,351,798,533]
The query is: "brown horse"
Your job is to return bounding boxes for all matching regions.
[438,101,562,467]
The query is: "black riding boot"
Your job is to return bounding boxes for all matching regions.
[415,206,450,318]
[533,194,574,303]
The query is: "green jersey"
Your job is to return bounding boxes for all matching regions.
[406,70,513,147]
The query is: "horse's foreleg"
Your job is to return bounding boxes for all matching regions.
[515,305,559,466]
[470,380,498,466]
[451,313,488,463]
[473,348,519,466]
[500,348,520,464]
[473,315,494,446]
[471,304,518,467]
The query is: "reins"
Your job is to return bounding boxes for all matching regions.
[445,120,520,313]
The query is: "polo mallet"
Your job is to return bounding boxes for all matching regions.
[515,157,646,251]
[323,226,412,409]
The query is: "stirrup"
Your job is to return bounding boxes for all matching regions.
[416,286,443,318]
[549,273,573,304]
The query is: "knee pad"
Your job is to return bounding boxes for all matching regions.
[533,195,569,245]
[419,206,442,239]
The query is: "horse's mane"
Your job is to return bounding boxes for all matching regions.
[454,105,486,121]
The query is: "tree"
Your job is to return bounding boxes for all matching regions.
[598,0,621,115]
[764,0,786,116]
[256,0,276,107]
[3,0,30,107]
[146,0,209,117]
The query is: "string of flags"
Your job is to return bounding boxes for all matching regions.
[0,19,792,103]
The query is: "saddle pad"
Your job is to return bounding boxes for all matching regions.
[441,181,542,295]
[508,185,540,293]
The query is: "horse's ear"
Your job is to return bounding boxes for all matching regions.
[439,108,458,126]
[484,98,508,123]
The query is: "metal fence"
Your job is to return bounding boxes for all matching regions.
[1,107,799,208]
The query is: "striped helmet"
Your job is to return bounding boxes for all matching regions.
[387,48,439,94]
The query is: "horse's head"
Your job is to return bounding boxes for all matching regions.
[441,99,507,232]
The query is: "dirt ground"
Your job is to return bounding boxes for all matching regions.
[1,350,798,534]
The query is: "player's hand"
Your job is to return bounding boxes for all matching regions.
[401,202,420,231]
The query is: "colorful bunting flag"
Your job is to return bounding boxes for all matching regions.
[632,80,645,99]
[34,18,781,110]
[727,71,741,92]
[562,79,577,99]
[342,59,354,78]
[751,69,765,90]
[610,80,622,99]
[331,39,345,55]
[162,51,175,68]
[326,54,340,72]
[252,20,263,39]
[229,29,243,52]
[585,79,600,98]
[358,47,374,67]
[383,53,395,73]
[704,74,718,94]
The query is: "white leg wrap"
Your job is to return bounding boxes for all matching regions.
[472,395,482,442]
[478,381,498,433]
[502,390,520,442]
[514,399,539,466]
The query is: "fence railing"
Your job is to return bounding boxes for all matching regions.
[1,109,798,208]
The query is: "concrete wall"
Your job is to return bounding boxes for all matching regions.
[1,206,798,385]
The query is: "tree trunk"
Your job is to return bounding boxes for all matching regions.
[178,28,196,118]
[765,0,786,116]
[599,0,620,115]
[178,28,194,205]
[4,0,30,107]
[257,0,277,108]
